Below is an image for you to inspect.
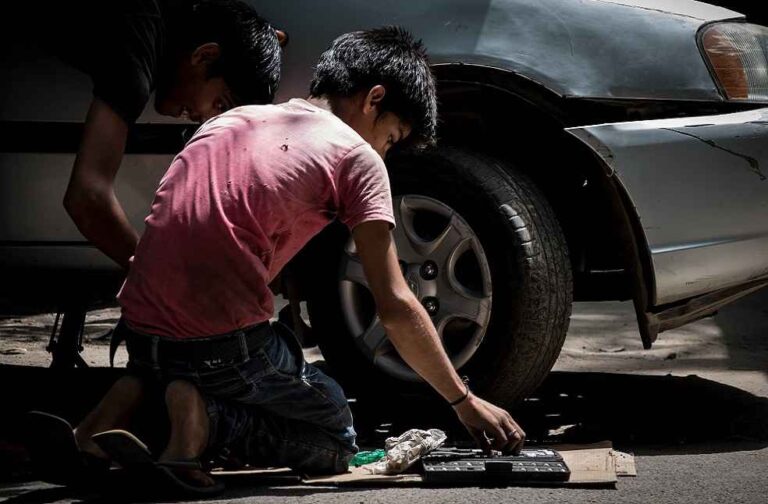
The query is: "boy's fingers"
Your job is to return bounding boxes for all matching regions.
[498,417,525,454]
[488,424,509,451]
[509,428,526,454]
[469,428,491,453]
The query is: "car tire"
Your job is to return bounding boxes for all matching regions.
[306,147,572,409]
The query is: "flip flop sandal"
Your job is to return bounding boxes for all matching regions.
[24,411,110,487]
[92,429,225,497]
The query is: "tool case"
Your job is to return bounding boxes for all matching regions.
[422,447,570,484]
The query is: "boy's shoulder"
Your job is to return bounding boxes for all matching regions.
[198,99,363,149]
[278,98,362,142]
[189,100,376,170]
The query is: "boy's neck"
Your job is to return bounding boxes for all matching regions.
[305,96,333,113]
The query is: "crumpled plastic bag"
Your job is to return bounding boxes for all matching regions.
[364,428,447,475]
[349,449,387,467]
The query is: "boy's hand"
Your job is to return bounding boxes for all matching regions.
[453,394,526,454]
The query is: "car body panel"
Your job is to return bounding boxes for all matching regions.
[250,0,742,104]
[0,153,169,243]
[0,152,169,271]
[592,0,735,19]
[567,107,768,305]
[3,0,742,123]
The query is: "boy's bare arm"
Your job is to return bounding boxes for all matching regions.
[64,97,139,269]
[352,220,525,453]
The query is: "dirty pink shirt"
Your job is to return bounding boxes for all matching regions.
[118,99,395,338]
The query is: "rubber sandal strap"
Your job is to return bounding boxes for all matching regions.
[91,429,154,468]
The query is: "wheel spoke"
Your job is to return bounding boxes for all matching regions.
[394,200,469,267]
[392,197,425,262]
[340,252,368,287]
[429,215,467,266]
[360,317,389,359]
[434,316,451,341]
[436,289,491,328]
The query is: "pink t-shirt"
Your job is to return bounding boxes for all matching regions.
[118,99,395,338]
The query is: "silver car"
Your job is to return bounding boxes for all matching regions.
[2,0,767,407]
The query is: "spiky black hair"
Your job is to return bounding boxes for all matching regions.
[310,26,437,148]
[179,0,281,105]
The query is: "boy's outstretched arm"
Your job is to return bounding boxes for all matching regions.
[64,97,139,269]
[352,220,526,453]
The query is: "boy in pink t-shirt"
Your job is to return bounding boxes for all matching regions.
[36,27,525,494]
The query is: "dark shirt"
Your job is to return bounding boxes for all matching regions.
[30,0,185,124]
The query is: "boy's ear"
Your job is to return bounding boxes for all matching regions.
[190,42,222,67]
[362,85,386,115]
[275,29,289,47]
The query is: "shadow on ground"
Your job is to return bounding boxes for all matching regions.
[356,371,768,456]
[713,288,768,377]
[522,371,768,452]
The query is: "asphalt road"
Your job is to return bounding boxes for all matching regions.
[1,289,767,503]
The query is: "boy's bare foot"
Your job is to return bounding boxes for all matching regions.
[161,380,216,487]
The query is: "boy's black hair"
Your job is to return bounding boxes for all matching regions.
[178,0,281,105]
[310,26,437,148]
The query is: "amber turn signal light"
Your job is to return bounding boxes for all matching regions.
[700,23,768,101]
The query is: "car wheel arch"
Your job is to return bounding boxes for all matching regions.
[434,64,654,302]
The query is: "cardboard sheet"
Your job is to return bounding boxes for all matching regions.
[612,450,638,477]
[301,442,634,487]
[213,442,634,488]
[559,446,617,485]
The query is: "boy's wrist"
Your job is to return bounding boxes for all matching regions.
[452,392,478,417]
[448,376,471,407]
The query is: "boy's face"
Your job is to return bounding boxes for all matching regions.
[155,43,236,123]
[156,76,235,124]
[368,111,411,158]
[155,30,286,123]
[332,86,412,158]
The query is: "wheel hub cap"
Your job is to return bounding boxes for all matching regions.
[339,195,493,381]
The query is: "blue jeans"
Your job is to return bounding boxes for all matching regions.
[122,321,357,475]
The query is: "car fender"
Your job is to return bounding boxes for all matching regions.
[567,107,768,309]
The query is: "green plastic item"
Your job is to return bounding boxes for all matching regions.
[349,449,387,467]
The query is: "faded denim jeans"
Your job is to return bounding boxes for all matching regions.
[122,320,358,475]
